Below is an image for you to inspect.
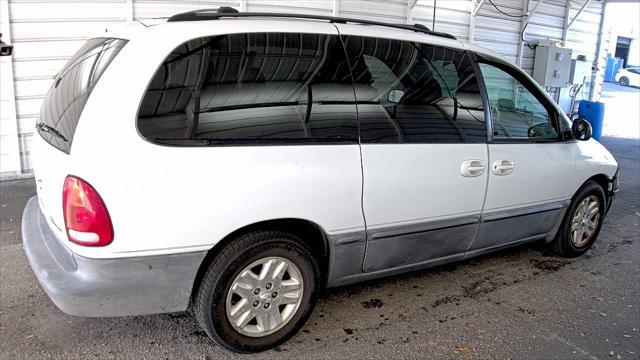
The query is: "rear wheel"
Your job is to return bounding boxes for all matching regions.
[619,76,630,86]
[193,231,319,353]
[551,181,606,257]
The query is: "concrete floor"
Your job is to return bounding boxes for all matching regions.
[601,82,640,139]
[0,86,639,359]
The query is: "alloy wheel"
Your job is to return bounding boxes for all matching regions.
[225,256,304,337]
[570,195,601,248]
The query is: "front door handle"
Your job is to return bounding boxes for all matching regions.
[460,159,485,177]
[492,159,515,175]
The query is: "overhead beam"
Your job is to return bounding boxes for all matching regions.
[521,0,544,32]
[472,0,487,17]
[567,0,593,30]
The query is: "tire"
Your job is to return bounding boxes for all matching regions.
[619,77,629,86]
[193,230,320,353]
[551,181,606,258]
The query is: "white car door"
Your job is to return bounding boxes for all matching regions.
[336,28,489,273]
[469,60,577,253]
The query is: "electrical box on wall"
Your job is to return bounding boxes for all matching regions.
[568,58,589,85]
[533,46,572,87]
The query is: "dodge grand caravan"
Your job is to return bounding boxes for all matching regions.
[23,9,619,353]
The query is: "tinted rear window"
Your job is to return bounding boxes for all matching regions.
[37,38,126,153]
[137,33,358,145]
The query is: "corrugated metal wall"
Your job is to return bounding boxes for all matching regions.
[7,0,129,174]
[565,0,606,101]
[1,0,606,178]
[1,0,21,177]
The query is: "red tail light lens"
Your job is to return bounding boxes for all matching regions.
[63,176,113,247]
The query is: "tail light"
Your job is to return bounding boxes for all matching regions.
[62,176,113,246]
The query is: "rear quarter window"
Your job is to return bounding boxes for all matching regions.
[37,38,127,153]
[137,33,358,145]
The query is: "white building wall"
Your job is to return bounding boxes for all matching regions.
[1,0,606,177]
[1,0,22,178]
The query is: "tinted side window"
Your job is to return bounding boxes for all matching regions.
[341,36,486,143]
[37,38,126,153]
[478,63,559,140]
[138,33,357,144]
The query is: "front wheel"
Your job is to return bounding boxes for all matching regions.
[551,181,606,257]
[619,76,630,86]
[193,231,320,353]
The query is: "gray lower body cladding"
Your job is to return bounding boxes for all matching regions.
[21,196,207,317]
[327,200,569,287]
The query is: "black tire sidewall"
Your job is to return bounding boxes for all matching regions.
[559,182,606,256]
[198,234,318,352]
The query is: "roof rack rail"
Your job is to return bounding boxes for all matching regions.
[167,8,458,41]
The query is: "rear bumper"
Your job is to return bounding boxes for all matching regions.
[21,196,207,317]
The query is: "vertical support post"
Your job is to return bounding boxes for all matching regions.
[332,0,339,16]
[240,0,247,12]
[125,0,134,21]
[516,0,530,67]
[469,1,476,43]
[517,0,544,67]
[432,0,437,30]
[589,1,607,101]
[562,0,571,45]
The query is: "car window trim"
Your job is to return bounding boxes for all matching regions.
[469,52,494,143]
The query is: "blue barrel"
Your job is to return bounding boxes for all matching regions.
[578,100,605,140]
[604,56,625,82]
[605,55,616,82]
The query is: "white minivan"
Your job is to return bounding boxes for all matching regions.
[23,9,619,353]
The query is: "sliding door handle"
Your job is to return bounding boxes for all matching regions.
[492,159,515,175]
[460,160,485,177]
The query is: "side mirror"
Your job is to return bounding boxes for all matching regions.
[387,89,404,104]
[571,118,593,141]
[527,122,557,139]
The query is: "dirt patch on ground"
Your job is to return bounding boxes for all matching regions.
[361,298,384,309]
[530,259,570,271]
[431,295,460,308]
[463,278,499,298]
